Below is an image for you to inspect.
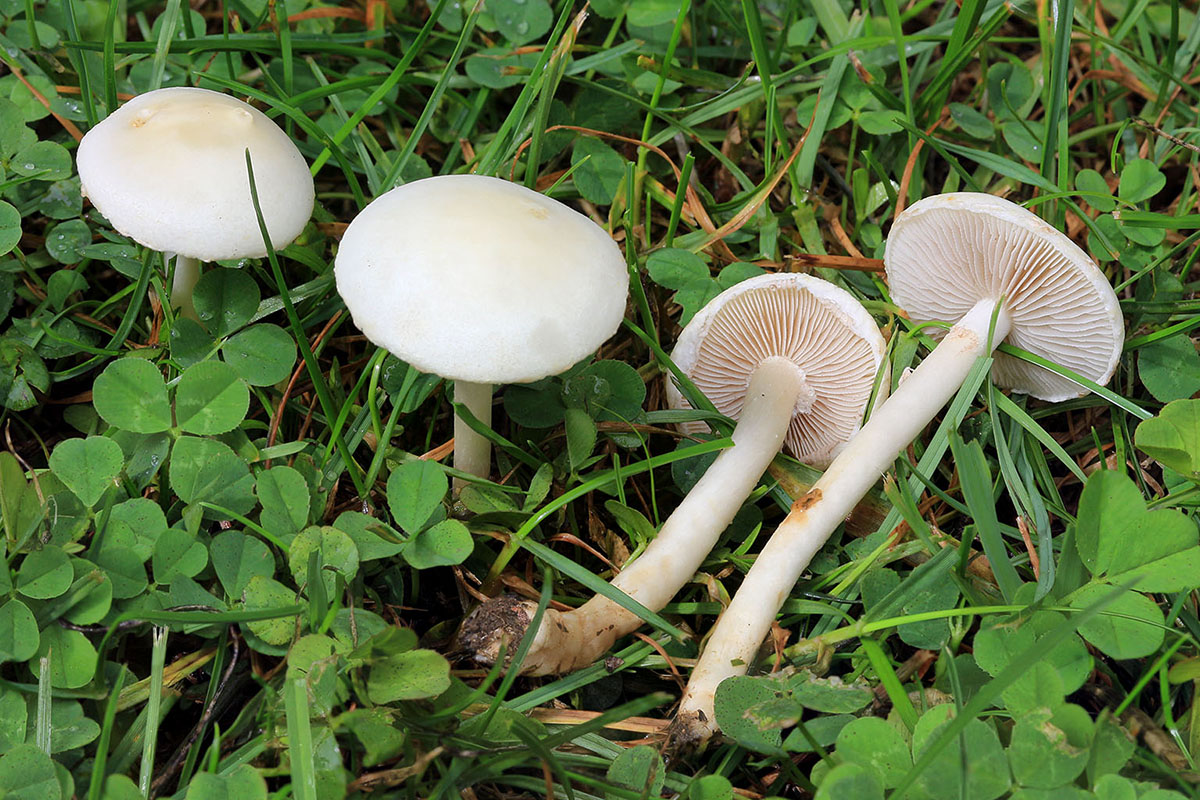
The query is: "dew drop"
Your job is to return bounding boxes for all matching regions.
[23,163,35,171]
[516,20,530,33]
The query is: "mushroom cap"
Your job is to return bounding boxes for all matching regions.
[77,87,315,262]
[334,174,629,384]
[665,273,889,468]
[885,193,1123,402]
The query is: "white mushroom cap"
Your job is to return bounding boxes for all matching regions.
[665,273,888,468]
[334,174,629,384]
[886,193,1123,402]
[77,87,315,261]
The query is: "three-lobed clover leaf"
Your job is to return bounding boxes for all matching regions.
[1136,398,1200,479]
[1074,469,1200,593]
[385,460,473,569]
[48,435,123,507]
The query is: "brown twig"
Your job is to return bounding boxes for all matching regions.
[4,60,84,142]
[786,253,885,272]
[895,110,950,222]
[1017,515,1040,579]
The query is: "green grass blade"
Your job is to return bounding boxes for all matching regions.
[474,0,577,176]
[524,9,583,189]
[148,0,182,91]
[992,392,1088,483]
[59,0,97,126]
[518,538,685,639]
[949,432,1023,601]
[995,341,1149,419]
[102,0,119,113]
[86,669,127,800]
[139,626,168,796]
[284,676,318,800]
[308,0,451,174]
[483,437,732,581]
[794,19,859,191]
[380,1,484,188]
[36,653,51,753]
[244,151,368,497]
[916,0,1008,119]
[861,637,918,731]
[1041,0,1074,201]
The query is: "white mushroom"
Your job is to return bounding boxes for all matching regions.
[333,174,629,484]
[670,192,1125,748]
[76,87,315,319]
[458,273,888,675]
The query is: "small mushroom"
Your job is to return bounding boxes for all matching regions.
[666,272,890,469]
[458,273,888,675]
[76,87,315,319]
[670,192,1125,748]
[333,174,628,484]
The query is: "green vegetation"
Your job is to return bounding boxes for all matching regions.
[1,0,1200,797]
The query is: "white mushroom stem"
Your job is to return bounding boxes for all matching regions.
[460,356,811,674]
[453,379,494,486]
[673,297,1012,744]
[170,254,201,321]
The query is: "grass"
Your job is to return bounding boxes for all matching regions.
[2,0,1200,798]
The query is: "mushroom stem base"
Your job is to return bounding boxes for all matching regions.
[673,297,1012,746]
[453,380,494,488]
[459,356,809,674]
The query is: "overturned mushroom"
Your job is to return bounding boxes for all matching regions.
[671,193,1124,748]
[459,273,888,675]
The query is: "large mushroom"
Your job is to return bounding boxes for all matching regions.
[76,87,315,319]
[458,272,888,675]
[333,174,629,484]
[670,192,1125,747]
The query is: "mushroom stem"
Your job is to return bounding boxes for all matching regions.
[171,254,201,321]
[459,355,810,674]
[453,379,494,486]
[672,297,1012,746]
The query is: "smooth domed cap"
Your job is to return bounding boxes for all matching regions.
[665,273,888,468]
[77,87,315,261]
[885,193,1123,402]
[334,174,629,384]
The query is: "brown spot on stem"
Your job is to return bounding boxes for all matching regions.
[792,487,822,513]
